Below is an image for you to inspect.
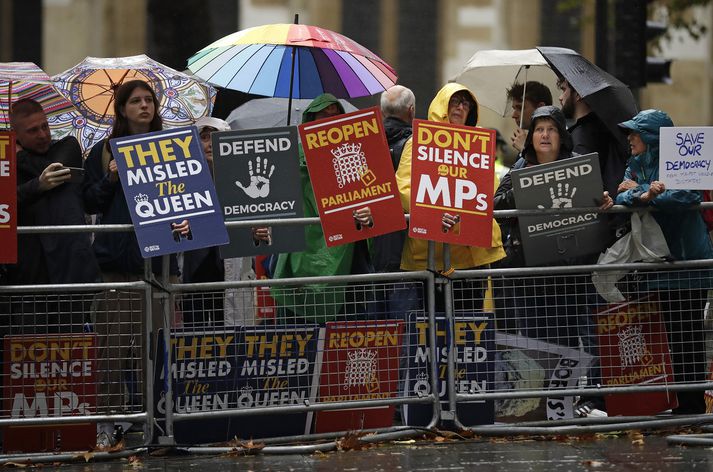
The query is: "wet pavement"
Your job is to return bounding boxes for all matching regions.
[22,432,713,471]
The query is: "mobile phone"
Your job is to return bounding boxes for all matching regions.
[65,166,85,184]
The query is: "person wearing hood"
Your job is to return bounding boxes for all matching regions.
[395,83,505,312]
[493,105,612,346]
[616,109,713,414]
[271,93,374,323]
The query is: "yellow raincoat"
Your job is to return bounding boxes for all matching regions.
[395,83,505,270]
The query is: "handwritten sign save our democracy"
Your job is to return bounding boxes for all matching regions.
[299,107,406,247]
[409,120,495,247]
[110,127,228,258]
[0,131,16,263]
[659,127,713,189]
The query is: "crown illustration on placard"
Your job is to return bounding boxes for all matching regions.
[348,348,377,363]
[331,142,363,159]
[134,193,149,204]
[617,325,642,343]
[416,371,428,382]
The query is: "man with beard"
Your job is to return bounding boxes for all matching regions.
[557,78,628,418]
[557,78,628,198]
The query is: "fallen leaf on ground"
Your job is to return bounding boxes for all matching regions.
[582,459,605,467]
[336,432,370,451]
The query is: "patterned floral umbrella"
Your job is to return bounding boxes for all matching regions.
[52,54,216,155]
[0,62,80,136]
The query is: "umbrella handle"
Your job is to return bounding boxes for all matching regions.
[286,13,299,126]
[519,66,529,129]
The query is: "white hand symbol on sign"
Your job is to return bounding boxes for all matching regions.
[537,182,577,209]
[236,156,275,199]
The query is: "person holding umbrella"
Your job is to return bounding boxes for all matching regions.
[558,77,629,199]
[506,81,553,153]
[616,109,713,415]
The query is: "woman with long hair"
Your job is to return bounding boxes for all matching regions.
[82,79,176,448]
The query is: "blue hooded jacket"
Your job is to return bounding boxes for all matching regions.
[615,109,713,287]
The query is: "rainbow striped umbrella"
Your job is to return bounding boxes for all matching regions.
[187,23,397,99]
[0,62,80,138]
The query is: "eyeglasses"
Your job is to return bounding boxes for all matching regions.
[449,96,474,111]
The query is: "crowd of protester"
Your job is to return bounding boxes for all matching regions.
[2,65,713,446]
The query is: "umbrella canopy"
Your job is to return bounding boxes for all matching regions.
[536,47,638,144]
[186,23,397,99]
[0,62,80,136]
[226,97,357,129]
[52,54,216,154]
[453,49,559,118]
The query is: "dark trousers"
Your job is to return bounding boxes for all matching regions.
[659,288,707,414]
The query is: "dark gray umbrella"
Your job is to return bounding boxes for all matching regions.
[536,46,638,145]
[226,97,358,130]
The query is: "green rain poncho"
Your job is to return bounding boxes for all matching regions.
[271,94,355,323]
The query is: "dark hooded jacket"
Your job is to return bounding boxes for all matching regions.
[9,137,100,284]
[493,106,574,267]
[372,115,412,272]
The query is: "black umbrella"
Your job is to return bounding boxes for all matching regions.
[536,46,638,146]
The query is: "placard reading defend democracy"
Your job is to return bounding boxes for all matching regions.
[110,127,228,258]
[0,131,16,263]
[299,107,406,247]
[511,153,609,266]
[659,126,713,189]
[410,120,495,247]
[213,127,306,257]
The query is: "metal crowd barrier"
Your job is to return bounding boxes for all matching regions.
[2,204,713,462]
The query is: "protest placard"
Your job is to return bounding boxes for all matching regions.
[110,127,228,258]
[299,107,405,247]
[0,131,16,263]
[154,329,241,443]
[402,313,494,427]
[659,127,713,189]
[511,153,609,266]
[409,120,495,246]
[314,320,403,433]
[494,332,592,421]
[213,127,305,257]
[154,326,322,442]
[596,296,677,416]
[4,334,97,452]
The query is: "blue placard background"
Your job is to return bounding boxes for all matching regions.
[153,325,322,443]
[110,127,229,258]
[402,313,495,427]
[231,325,321,438]
[154,328,243,444]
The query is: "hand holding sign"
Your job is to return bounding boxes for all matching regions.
[236,156,275,198]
